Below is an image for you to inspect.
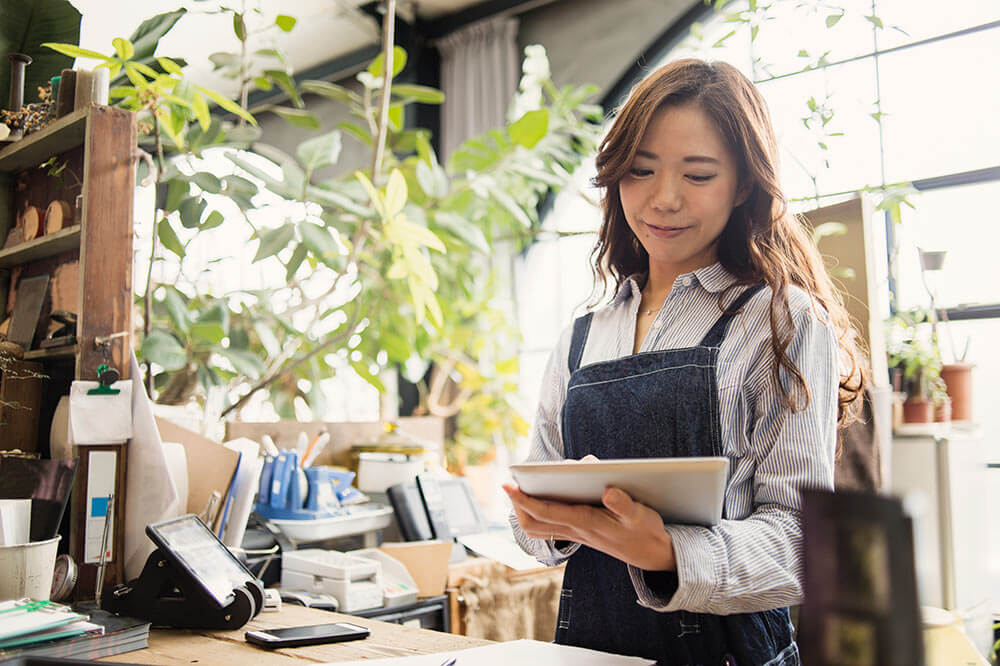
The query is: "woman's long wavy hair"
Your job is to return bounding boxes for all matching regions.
[592,58,865,425]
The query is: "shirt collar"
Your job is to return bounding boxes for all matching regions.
[610,262,737,306]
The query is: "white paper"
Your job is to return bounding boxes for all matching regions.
[324,639,655,665]
[457,528,547,571]
[123,350,180,579]
[69,380,133,444]
[220,438,262,548]
[0,499,31,546]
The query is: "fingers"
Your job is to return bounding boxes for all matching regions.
[580,454,600,462]
[602,486,638,520]
[503,484,583,542]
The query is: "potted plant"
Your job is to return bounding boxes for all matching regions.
[886,309,948,424]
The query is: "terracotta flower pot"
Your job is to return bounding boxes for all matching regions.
[902,398,933,423]
[940,363,973,421]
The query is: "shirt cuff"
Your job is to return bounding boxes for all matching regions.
[628,524,719,612]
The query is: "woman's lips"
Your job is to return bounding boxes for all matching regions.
[644,222,691,238]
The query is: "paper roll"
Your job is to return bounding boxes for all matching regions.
[49,395,72,460]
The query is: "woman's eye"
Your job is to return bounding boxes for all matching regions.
[629,168,653,177]
[687,174,716,183]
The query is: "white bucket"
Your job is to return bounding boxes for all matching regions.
[0,535,60,601]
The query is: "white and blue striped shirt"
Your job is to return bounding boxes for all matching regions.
[511,261,839,615]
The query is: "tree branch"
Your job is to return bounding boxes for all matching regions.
[369,0,396,186]
[220,302,364,418]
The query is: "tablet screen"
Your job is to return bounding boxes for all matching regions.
[148,516,252,607]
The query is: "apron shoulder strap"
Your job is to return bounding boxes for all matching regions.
[699,283,766,348]
[567,313,594,373]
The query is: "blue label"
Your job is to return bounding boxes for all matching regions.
[91,497,109,517]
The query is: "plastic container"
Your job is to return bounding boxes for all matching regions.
[0,535,60,601]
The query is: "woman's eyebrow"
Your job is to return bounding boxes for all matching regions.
[683,155,721,164]
[634,149,720,165]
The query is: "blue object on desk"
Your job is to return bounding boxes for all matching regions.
[255,458,369,522]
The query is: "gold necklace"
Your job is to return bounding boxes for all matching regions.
[639,299,665,316]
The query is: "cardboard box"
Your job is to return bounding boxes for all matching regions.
[378,540,453,597]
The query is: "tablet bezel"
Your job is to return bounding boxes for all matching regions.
[145,514,256,609]
[509,456,729,526]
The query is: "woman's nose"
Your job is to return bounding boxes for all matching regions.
[650,175,682,212]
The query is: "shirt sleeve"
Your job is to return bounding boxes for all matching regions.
[510,324,582,566]
[628,305,839,614]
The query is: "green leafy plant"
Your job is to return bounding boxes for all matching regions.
[44,5,601,466]
[886,308,947,404]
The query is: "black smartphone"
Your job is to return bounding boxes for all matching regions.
[245,622,370,648]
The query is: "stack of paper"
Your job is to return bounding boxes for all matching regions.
[0,601,149,661]
[0,599,101,652]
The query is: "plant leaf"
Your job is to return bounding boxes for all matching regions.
[157,217,185,258]
[351,360,386,392]
[191,93,210,131]
[301,80,361,106]
[191,322,226,345]
[233,13,247,41]
[299,222,341,265]
[42,42,108,64]
[218,348,265,378]
[384,169,408,218]
[161,286,191,335]
[200,210,224,230]
[192,172,222,194]
[391,83,444,104]
[368,45,407,79]
[253,223,295,262]
[142,329,187,371]
[297,130,342,172]
[129,8,186,61]
[263,69,303,108]
[178,196,207,228]
[509,109,549,149]
[112,37,134,60]
[275,14,296,32]
[270,106,320,129]
[197,85,257,125]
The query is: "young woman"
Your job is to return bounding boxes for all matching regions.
[505,59,865,665]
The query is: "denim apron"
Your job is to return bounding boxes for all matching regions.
[555,284,799,666]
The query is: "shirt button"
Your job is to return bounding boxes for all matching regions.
[681,277,692,287]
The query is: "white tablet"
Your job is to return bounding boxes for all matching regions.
[509,457,729,526]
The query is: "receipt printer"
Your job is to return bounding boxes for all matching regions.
[281,549,383,612]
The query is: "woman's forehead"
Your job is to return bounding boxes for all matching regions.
[635,104,729,158]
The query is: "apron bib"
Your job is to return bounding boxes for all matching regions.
[556,285,798,666]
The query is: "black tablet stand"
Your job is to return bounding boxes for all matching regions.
[102,548,264,629]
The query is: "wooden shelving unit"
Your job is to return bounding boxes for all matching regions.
[0,104,136,596]
[0,107,89,173]
[0,227,81,268]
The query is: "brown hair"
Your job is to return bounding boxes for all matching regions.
[592,58,865,425]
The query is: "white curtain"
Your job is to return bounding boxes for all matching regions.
[437,16,520,159]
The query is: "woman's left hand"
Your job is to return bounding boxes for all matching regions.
[503,483,676,571]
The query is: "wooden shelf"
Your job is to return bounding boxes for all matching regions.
[0,107,89,173]
[0,226,81,268]
[24,344,78,361]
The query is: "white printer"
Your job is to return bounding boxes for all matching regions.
[281,549,383,612]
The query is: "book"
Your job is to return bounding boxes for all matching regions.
[0,600,87,644]
[0,608,150,662]
[0,620,103,650]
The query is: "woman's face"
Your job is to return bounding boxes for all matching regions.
[619,103,745,277]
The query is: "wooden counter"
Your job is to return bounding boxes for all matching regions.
[102,604,491,664]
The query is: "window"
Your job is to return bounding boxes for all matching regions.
[516,0,1000,453]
